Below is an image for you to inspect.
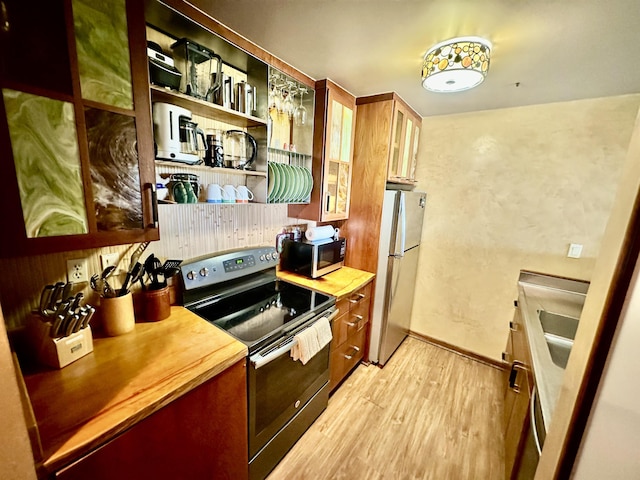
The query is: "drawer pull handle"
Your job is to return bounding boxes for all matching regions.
[509,320,518,332]
[345,314,364,327]
[344,345,360,360]
[349,293,366,304]
[508,361,527,393]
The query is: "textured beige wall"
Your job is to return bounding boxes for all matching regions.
[412,94,640,361]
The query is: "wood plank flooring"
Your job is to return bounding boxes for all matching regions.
[267,337,505,480]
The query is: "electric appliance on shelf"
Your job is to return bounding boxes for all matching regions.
[152,102,206,164]
[147,41,182,90]
[180,246,337,480]
[370,190,427,366]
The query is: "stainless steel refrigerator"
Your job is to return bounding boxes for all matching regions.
[370,190,427,366]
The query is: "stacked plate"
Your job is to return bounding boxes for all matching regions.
[267,162,313,203]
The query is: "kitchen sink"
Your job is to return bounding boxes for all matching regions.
[538,310,579,369]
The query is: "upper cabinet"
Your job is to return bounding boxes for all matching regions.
[341,93,422,273]
[0,0,158,257]
[359,94,422,185]
[288,79,356,222]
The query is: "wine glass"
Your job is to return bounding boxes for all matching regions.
[283,82,295,117]
[294,87,307,126]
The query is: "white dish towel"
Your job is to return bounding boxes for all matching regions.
[291,317,333,365]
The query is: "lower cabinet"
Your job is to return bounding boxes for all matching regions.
[329,282,372,392]
[503,302,535,479]
[54,359,248,480]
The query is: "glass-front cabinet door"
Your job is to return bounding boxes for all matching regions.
[288,79,356,222]
[0,0,158,256]
[323,96,354,219]
[387,101,421,184]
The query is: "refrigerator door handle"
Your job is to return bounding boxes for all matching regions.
[388,256,403,312]
[394,193,406,257]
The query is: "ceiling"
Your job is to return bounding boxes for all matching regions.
[189,0,640,117]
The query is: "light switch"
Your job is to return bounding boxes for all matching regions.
[568,243,583,259]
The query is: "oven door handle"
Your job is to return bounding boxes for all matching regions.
[251,337,297,370]
[251,309,340,370]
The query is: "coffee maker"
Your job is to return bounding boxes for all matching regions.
[153,102,205,164]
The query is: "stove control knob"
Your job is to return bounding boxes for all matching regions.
[272,252,278,261]
[260,254,265,261]
[199,267,209,277]
[265,253,272,261]
[186,270,197,281]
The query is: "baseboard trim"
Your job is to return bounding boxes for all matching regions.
[408,331,507,371]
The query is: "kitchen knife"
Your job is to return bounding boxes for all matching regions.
[70,292,84,312]
[38,285,55,317]
[81,306,96,329]
[50,314,65,338]
[75,308,88,333]
[49,282,65,310]
[64,313,80,337]
[61,281,73,302]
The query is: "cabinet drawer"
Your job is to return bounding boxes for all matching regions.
[331,310,350,350]
[330,325,366,387]
[348,284,371,317]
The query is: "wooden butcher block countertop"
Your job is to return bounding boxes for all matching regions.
[278,266,375,299]
[22,306,247,474]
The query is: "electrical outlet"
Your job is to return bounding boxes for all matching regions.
[101,253,121,274]
[67,258,89,283]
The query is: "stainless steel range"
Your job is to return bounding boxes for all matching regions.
[180,246,337,480]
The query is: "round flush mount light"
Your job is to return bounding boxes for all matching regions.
[421,36,491,93]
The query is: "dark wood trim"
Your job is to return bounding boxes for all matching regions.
[408,331,508,371]
[127,0,157,232]
[556,181,640,478]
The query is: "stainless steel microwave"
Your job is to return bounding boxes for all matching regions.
[280,237,346,278]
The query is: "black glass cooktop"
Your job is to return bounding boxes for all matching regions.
[190,280,333,351]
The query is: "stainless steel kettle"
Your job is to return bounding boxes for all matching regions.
[223,130,257,170]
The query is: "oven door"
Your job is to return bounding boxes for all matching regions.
[248,333,330,459]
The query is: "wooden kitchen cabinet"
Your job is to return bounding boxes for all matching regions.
[341,93,422,274]
[288,79,356,221]
[387,100,421,184]
[329,282,372,391]
[53,359,248,480]
[503,301,534,479]
[0,0,158,257]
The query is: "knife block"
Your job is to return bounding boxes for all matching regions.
[27,316,94,369]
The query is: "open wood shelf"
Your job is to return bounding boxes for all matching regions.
[150,85,267,128]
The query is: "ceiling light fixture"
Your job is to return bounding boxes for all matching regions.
[422,36,491,93]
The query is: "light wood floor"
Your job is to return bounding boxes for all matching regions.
[267,336,505,480]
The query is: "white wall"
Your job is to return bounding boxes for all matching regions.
[411,94,640,361]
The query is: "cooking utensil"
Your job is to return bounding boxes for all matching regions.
[129,241,150,273]
[162,259,182,271]
[120,262,143,296]
[144,254,163,289]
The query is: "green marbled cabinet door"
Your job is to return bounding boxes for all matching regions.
[72,0,133,109]
[2,89,88,237]
[85,108,143,231]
